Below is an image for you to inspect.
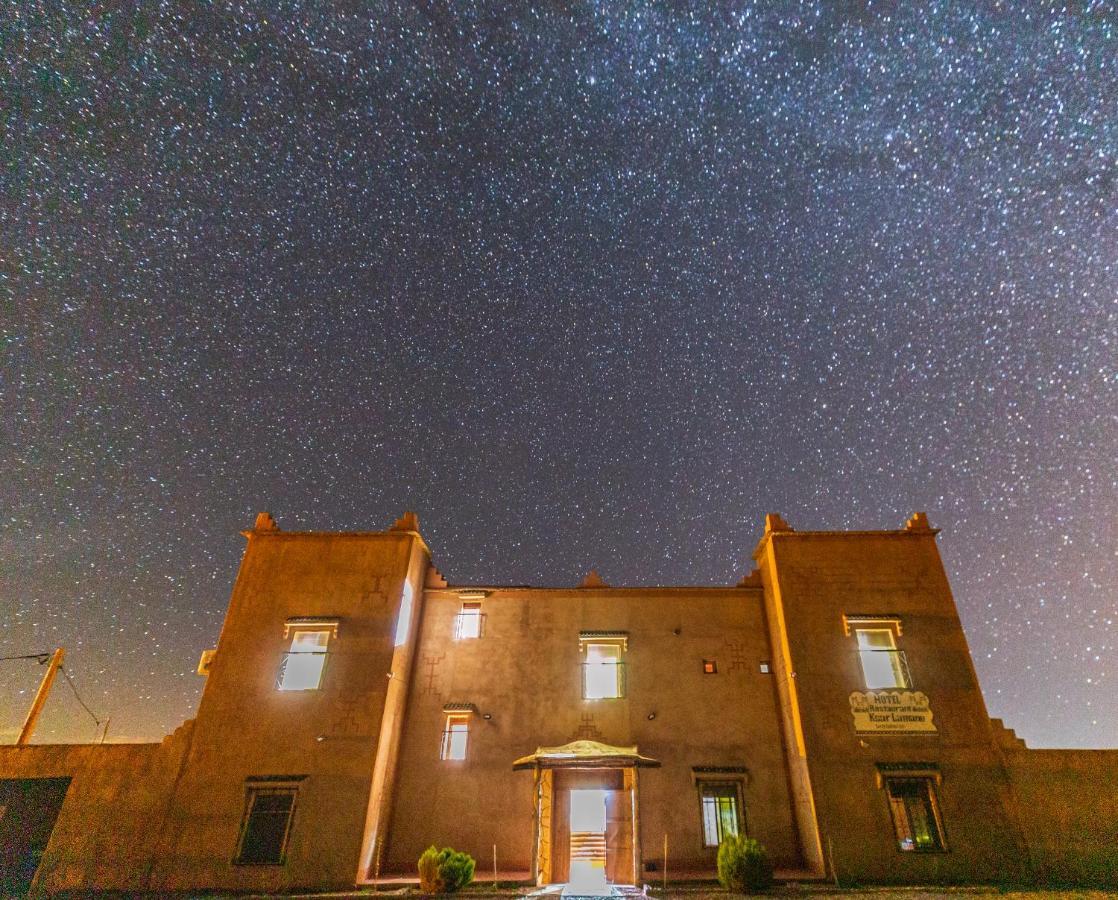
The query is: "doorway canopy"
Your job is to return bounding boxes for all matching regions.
[512,739,660,770]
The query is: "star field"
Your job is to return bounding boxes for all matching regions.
[2,3,1116,747]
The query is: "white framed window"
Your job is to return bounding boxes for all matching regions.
[582,642,625,699]
[856,627,911,690]
[277,628,330,691]
[454,601,483,640]
[441,714,470,760]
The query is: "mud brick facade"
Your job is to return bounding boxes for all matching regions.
[2,511,1115,895]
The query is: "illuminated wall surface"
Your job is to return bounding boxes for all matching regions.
[1,511,1117,895]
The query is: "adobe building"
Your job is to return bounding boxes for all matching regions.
[2,511,1117,895]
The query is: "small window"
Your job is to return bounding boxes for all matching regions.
[582,642,625,699]
[758,661,771,674]
[235,788,297,865]
[856,628,911,690]
[702,660,717,675]
[441,714,469,760]
[394,582,415,647]
[277,629,330,691]
[885,777,946,852]
[699,783,741,847]
[454,601,484,640]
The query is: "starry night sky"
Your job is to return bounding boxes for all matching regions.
[3,3,1116,748]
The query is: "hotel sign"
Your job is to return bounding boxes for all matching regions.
[849,690,937,734]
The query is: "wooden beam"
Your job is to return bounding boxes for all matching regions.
[17,648,65,746]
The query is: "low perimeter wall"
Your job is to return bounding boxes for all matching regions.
[0,722,192,895]
[1003,742,1118,885]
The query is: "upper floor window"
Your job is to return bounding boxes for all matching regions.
[844,616,910,690]
[856,628,911,690]
[441,714,470,760]
[394,582,415,647]
[885,776,946,852]
[277,628,331,691]
[454,601,484,640]
[582,641,625,699]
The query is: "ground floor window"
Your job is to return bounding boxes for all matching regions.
[885,777,946,852]
[235,786,297,865]
[699,782,741,847]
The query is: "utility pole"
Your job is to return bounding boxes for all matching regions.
[17,648,64,746]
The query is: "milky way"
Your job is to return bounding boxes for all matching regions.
[2,4,1116,747]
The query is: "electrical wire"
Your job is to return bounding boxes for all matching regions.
[2,651,104,735]
[59,667,102,727]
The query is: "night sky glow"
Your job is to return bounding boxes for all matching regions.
[2,4,1116,748]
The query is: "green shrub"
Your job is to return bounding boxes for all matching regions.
[418,846,443,893]
[417,845,476,893]
[716,835,773,893]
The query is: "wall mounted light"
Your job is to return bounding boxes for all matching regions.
[647,712,657,721]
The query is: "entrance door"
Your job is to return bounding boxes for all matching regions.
[0,777,71,895]
[604,787,634,884]
[545,769,636,887]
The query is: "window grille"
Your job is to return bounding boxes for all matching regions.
[699,783,742,847]
[859,649,912,690]
[856,629,912,689]
[885,777,946,851]
[582,659,626,699]
[276,639,330,691]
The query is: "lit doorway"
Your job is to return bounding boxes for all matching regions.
[569,790,608,891]
[513,741,660,886]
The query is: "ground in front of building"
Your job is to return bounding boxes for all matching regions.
[239,886,1118,900]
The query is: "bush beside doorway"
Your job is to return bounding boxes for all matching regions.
[418,845,477,893]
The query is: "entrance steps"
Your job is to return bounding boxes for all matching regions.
[569,830,606,864]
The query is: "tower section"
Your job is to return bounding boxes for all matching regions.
[755,512,1028,883]
[150,512,430,892]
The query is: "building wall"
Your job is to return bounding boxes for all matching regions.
[384,585,801,878]
[1001,741,1118,884]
